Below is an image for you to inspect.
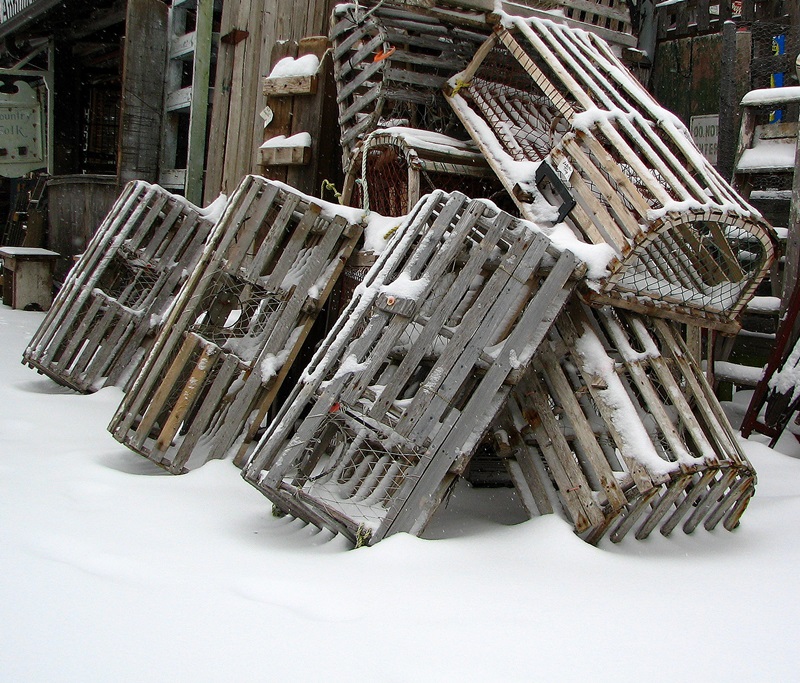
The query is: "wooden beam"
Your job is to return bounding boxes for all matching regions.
[117,0,168,186]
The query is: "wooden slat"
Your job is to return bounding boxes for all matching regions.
[634,475,693,540]
[537,345,628,511]
[659,469,717,536]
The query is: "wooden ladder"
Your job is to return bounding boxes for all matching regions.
[715,56,800,394]
[740,279,800,446]
[159,0,215,205]
[732,56,800,304]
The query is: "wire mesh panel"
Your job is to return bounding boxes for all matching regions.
[109,176,363,474]
[330,2,489,170]
[507,301,756,543]
[446,16,777,329]
[242,190,585,545]
[356,126,513,216]
[23,181,214,393]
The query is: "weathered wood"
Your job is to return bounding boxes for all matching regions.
[260,40,299,184]
[448,17,775,326]
[505,304,757,544]
[118,0,168,187]
[263,75,318,96]
[259,144,311,166]
[331,3,489,169]
[202,0,238,202]
[109,176,363,474]
[23,182,214,394]
[243,190,584,545]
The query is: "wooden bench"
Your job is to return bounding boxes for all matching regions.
[0,246,59,311]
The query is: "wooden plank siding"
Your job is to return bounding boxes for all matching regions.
[204,0,337,202]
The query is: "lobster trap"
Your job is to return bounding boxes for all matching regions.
[350,126,512,216]
[330,2,489,170]
[503,302,756,543]
[446,16,777,329]
[242,190,585,545]
[23,181,214,393]
[108,176,362,474]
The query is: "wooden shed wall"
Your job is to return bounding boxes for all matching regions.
[204,0,337,202]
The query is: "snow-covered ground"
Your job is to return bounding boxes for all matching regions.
[2,304,799,682]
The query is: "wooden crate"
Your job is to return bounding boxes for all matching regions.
[330,2,489,171]
[23,181,214,393]
[395,0,636,50]
[109,176,363,474]
[446,17,777,331]
[242,190,585,546]
[505,301,756,543]
[349,126,512,216]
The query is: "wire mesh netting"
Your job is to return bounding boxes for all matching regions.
[612,216,771,314]
[364,142,409,216]
[278,409,423,534]
[749,20,800,93]
[189,275,289,357]
[466,44,572,163]
[99,255,162,310]
[360,138,515,217]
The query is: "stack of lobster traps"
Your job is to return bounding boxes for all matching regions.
[243,1,776,546]
[20,0,778,548]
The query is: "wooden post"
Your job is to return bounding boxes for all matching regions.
[117,0,168,187]
[784,53,800,313]
[718,20,739,180]
[186,0,214,204]
[203,0,238,203]
[52,39,81,174]
[685,324,702,367]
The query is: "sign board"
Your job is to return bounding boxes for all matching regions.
[0,80,45,178]
[690,114,719,166]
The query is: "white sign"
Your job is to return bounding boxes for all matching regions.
[690,114,719,166]
[0,80,44,178]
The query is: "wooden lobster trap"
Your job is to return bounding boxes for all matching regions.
[349,126,512,216]
[330,2,489,171]
[109,176,363,474]
[23,181,215,393]
[445,16,777,330]
[242,190,585,545]
[500,301,756,543]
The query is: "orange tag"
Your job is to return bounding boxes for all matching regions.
[373,46,396,62]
